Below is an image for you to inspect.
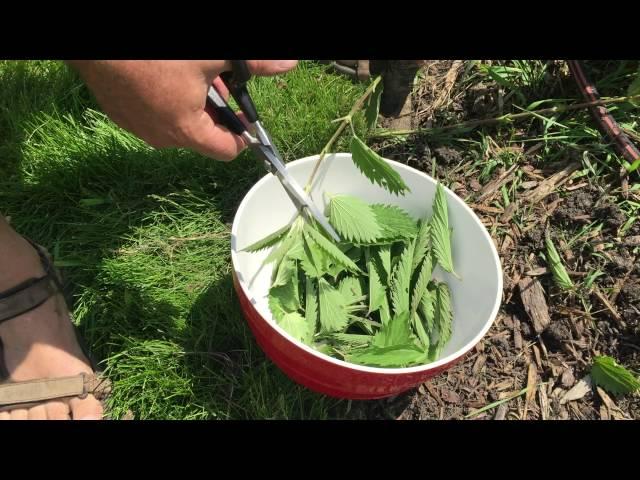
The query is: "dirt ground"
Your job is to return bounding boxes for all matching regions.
[349,60,640,420]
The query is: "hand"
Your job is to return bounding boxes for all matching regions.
[68,60,298,161]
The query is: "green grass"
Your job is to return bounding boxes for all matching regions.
[0,60,365,419]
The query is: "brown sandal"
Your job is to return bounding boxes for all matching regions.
[0,239,128,419]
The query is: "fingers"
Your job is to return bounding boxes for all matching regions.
[222,60,298,76]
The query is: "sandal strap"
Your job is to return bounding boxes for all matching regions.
[0,241,62,324]
[0,372,112,411]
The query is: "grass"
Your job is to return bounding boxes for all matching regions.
[1,60,638,419]
[0,60,366,419]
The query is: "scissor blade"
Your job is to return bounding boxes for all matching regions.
[250,143,341,242]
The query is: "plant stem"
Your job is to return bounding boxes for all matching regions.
[304,76,383,191]
[371,94,640,139]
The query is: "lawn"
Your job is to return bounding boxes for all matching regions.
[1,60,638,419]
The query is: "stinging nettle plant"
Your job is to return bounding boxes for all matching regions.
[242,76,460,368]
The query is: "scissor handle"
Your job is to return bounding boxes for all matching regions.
[206,86,247,136]
[220,60,260,124]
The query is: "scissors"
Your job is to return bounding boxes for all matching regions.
[207,60,341,242]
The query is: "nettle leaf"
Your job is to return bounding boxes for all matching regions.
[367,249,386,314]
[374,311,412,347]
[318,278,349,333]
[364,77,383,130]
[591,355,640,395]
[241,223,291,253]
[328,194,381,243]
[346,343,427,368]
[433,282,453,358]
[338,276,365,305]
[329,333,374,347]
[303,223,361,273]
[371,204,418,240]
[545,230,574,291]
[278,311,314,345]
[420,285,436,334]
[377,245,392,281]
[431,183,457,276]
[298,235,331,278]
[390,240,415,317]
[379,294,392,326]
[269,276,300,322]
[265,218,304,267]
[411,254,433,320]
[305,278,318,336]
[412,219,431,273]
[272,257,296,288]
[350,135,410,196]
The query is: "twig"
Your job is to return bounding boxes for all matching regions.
[371,94,640,139]
[304,76,382,191]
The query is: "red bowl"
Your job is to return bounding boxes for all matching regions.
[231,153,502,399]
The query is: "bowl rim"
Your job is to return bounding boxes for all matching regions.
[231,153,503,375]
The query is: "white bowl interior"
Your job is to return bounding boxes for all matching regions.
[231,153,502,373]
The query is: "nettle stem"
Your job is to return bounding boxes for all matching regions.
[370,94,640,139]
[304,75,383,192]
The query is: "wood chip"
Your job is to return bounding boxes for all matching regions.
[538,384,549,420]
[468,203,504,214]
[500,201,519,223]
[565,182,588,191]
[521,162,581,205]
[532,344,543,371]
[523,363,538,420]
[494,403,508,420]
[472,354,486,375]
[526,267,548,276]
[560,375,593,405]
[561,368,576,388]
[513,318,523,350]
[476,163,519,203]
[424,382,444,406]
[520,180,538,190]
[440,389,461,404]
[519,277,552,334]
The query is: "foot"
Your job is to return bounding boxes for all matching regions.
[0,220,103,420]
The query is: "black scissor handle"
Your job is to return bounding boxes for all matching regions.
[220,60,259,124]
[206,86,246,136]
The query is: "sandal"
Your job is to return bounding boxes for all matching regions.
[0,239,128,419]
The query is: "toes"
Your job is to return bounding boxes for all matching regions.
[27,404,47,420]
[10,408,28,420]
[0,411,10,420]
[69,395,103,420]
[45,400,70,420]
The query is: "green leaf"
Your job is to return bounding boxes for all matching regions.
[545,231,574,291]
[318,278,349,333]
[431,183,457,276]
[377,245,392,280]
[364,77,383,130]
[390,240,415,317]
[278,311,314,345]
[346,343,428,367]
[328,333,374,347]
[305,278,318,336]
[269,277,300,322]
[411,254,433,317]
[303,223,361,273]
[371,204,418,240]
[338,276,365,306]
[591,355,640,395]
[272,257,296,288]
[298,235,331,278]
[433,282,453,359]
[420,285,436,334]
[412,219,431,273]
[374,311,412,347]
[241,223,291,252]
[328,194,381,243]
[350,135,410,196]
[367,249,386,314]
[379,294,392,326]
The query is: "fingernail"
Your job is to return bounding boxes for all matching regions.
[276,60,298,70]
